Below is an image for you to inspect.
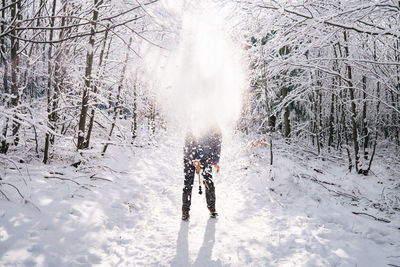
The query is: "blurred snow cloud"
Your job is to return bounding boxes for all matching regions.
[139,0,248,136]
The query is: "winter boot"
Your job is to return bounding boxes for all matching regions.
[209,208,218,218]
[182,210,190,221]
[210,212,218,218]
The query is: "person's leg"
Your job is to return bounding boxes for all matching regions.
[201,159,216,213]
[182,157,195,212]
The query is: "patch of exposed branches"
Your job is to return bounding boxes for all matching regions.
[298,173,360,201]
[0,181,40,212]
[298,173,396,224]
[44,173,96,191]
[351,211,391,223]
[380,183,400,214]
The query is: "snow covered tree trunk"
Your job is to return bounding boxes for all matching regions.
[317,74,323,147]
[330,43,341,151]
[328,90,335,150]
[264,77,273,165]
[149,99,156,138]
[312,84,321,155]
[9,0,21,148]
[361,75,369,162]
[0,0,10,154]
[0,0,9,105]
[396,39,400,149]
[44,0,58,164]
[337,39,353,172]
[77,0,102,150]
[279,46,291,142]
[102,36,132,155]
[341,88,353,172]
[131,75,138,141]
[85,27,110,149]
[52,1,68,141]
[367,81,381,173]
[343,31,360,173]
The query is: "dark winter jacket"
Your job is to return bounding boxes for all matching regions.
[184,126,222,165]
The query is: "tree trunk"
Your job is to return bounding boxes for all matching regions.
[361,75,369,161]
[77,0,102,150]
[1,0,9,105]
[337,40,353,171]
[317,73,323,146]
[44,0,57,164]
[367,81,381,173]
[52,0,67,143]
[343,31,360,173]
[102,36,132,155]
[328,91,335,149]
[0,0,10,154]
[280,46,290,142]
[131,74,138,141]
[150,102,156,137]
[85,27,110,149]
[282,77,290,141]
[264,77,273,165]
[10,0,21,147]
[312,87,321,155]
[396,38,400,150]
[390,92,399,143]
[342,89,353,172]
[333,43,342,151]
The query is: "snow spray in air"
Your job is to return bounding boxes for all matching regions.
[142,1,247,136]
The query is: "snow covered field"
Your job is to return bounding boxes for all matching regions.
[1,133,400,266]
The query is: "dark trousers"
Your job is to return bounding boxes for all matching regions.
[182,157,216,212]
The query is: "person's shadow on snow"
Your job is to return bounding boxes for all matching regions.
[171,219,220,267]
[193,218,220,266]
[171,221,189,266]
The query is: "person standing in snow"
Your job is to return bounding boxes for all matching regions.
[182,125,222,221]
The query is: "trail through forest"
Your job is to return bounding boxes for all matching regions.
[1,133,400,266]
[1,1,400,266]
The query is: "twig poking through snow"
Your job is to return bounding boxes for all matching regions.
[44,176,93,192]
[0,187,10,201]
[89,173,112,182]
[44,176,81,185]
[0,182,40,212]
[0,155,27,186]
[0,182,25,199]
[299,173,359,201]
[124,201,136,213]
[352,211,391,223]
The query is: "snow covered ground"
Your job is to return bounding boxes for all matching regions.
[1,133,400,266]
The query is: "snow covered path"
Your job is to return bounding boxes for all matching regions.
[1,134,400,266]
